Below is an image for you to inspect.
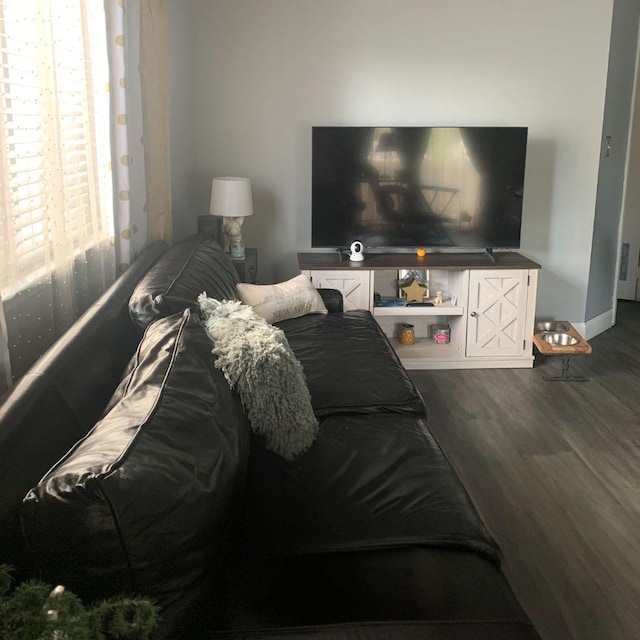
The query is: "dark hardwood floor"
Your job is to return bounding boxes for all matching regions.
[409,300,640,640]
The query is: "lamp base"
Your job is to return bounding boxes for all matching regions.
[222,216,245,254]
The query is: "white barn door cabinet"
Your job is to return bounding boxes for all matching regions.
[300,252,540,370]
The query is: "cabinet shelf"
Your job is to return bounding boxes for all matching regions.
[373,302,463,317]
[392,338,458,360]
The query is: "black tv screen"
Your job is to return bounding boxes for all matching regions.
[311,126,528,250]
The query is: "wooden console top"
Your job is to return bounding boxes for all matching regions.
[298,251,541,271]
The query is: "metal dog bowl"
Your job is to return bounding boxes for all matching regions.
[541,332,578,346]
[536,321,570,333]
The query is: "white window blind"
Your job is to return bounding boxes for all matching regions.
[0,0,112,298]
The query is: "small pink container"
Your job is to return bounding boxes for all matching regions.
[432,324,450,344]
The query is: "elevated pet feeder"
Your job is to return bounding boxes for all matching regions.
[533,321,592,382]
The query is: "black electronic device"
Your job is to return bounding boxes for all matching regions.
[406,301,435,307]
[311,126,528,251]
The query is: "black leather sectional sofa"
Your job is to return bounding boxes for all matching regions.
[0,235,541,639]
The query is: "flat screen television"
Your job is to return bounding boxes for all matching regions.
[311,126,528,250]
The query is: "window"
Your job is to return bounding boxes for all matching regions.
[0,0,112,298]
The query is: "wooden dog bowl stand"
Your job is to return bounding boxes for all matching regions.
[532,321,592,382]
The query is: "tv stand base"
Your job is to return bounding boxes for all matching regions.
[484,248,497,264]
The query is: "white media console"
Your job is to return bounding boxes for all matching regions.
[299,251,540,370]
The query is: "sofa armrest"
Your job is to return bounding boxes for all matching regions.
[317,288,343,313]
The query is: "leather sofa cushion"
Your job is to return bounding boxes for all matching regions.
[129,234,239,328]
[214,547,537,637]
[21,310,251,638]
[241,413,498,561]
[277,311,425,416]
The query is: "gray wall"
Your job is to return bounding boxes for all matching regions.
[169,0,615,324]
[587,0,640,322]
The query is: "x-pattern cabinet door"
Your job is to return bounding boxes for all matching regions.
[306,270,371,311]
[466,269,529,358]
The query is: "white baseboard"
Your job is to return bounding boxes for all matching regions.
[582,308,615,341]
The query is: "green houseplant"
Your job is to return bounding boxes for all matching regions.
[0,565,159,640]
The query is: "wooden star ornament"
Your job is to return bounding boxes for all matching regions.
[402,280,427,303]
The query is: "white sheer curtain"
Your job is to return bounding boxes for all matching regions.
[139,0,172,245]
[105,0,146,272]
[0,0,171,390]
[105,0,171,275]
[0,0,115,384]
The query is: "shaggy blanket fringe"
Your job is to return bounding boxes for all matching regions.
[198,295,318,460]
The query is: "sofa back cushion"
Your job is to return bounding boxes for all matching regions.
[129,235,239,328]
[21,310,251,638]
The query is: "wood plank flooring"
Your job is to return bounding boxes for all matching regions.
[409,300,640,640]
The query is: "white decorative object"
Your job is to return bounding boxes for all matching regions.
[348,240,364,262]
[209,177,254,256]
[236,274,328,324]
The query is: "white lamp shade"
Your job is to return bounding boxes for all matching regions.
[209,177,254,218]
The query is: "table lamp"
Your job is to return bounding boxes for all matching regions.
[209,177,253,257]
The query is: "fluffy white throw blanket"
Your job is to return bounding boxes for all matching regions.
[198,295,318,460]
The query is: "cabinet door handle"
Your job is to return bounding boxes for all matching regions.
[470,311,477,317]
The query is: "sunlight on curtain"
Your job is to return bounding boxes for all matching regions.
[104,0,171,274]
[361,128,480,226]
[420,128,481,222]
[140,0,172,244]
[371,128,401,181]
[105,0,149,273]
[0,0,115,383]
[368,127,481,220]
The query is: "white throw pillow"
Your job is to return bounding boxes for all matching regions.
[236,274,328,324]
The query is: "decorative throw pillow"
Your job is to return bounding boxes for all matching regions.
[236,274,327,324]
[198,295,318,460]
